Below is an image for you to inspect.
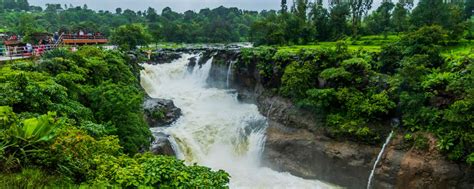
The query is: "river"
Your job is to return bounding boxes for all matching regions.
[140,53,337,189]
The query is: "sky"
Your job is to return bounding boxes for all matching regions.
[28,0,390,13]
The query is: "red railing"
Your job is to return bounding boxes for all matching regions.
[62,34,107,40]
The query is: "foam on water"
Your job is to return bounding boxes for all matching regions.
[140,53,337,189]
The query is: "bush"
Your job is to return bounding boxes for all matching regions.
[0,168,73,188]
[0,49,225,187]
[90,153,230,188]
[50,127,122,182]
[281,61,316,99]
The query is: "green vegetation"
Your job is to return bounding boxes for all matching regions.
[0,2,260,43]
[1,0,472,47]
[251,0,471,46]
[1,0,473,186]
[0,48,229,187]
[239,26,473,164]
[111,24,152,51]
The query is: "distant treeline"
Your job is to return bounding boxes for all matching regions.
[0,1,262,43]
[0,0,473,44]
[251,0,474,45]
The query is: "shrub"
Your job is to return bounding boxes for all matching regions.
[50,127,122,182]
[281,61,316,99]
[90,153,230,188]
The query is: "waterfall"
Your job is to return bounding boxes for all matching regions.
[140,53,337,189]
[366,130,394,189]
[226,60,236,88]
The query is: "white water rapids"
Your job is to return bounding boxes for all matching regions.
[140,53,336,189]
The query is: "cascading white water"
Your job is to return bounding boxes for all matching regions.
[226,60,236,88]
[366,130,394,189]
[140,53,336,189]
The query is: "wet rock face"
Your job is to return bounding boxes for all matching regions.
[226,49,474,189]
[149,51,182,64]
[373,134,474,189]
[207,49,240,89]
[259,96,378,189]
[150,132,175,156]
[143,97,182,127]
[187,56,197,73]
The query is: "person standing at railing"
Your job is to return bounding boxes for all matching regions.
[26,43,33,53]
[53,32,59,43]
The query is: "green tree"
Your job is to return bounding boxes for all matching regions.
[17,0,29,11]
[411,0,448,27]
[329,3,351,39]
[349,0,373,36]
[250,13,286,45]
[145,7,159,22]
[366,1,394,36]
[281,0,288,13]
[466,0,474,18]
[391,2,410,32]
[294,0,309,22]
[115,7,122,14]
[3,0,16,10]
[309,2,331,40]
[111,24,152,50]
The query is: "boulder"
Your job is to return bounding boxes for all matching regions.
[143,97,181,127]
[150,132,175,156]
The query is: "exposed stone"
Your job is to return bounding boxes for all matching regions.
[207,49,240,89]
[227,49,474,189]
[259,96,378,189]
[150,132,175,156]
[144,48,474,189]
[143,97,181,127]
[373,134,474,189]
[149,51,182,64]
[187,56,197,73]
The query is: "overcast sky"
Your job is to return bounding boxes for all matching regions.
[28,0,391,13]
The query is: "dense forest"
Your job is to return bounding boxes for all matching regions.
[0,47,229,187]
[0,0,261,43]
[1,0,471,44]
[240,25,473,164]
[1,0,473,187]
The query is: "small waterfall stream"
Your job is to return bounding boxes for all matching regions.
[141,53,337,188]
[366,130,394,189]
[226,60,236,88]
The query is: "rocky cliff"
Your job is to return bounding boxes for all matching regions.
[208,49,473,189]
[143,48,473,189]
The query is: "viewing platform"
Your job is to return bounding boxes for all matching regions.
[61,34,108,45]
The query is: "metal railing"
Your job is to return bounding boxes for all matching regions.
[0,44,58,60]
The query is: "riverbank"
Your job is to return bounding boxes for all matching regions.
[139,52,338,188]
[139,38,473,188]
[201,43,473,188]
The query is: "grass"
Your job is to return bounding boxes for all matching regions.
[145,34,471,57]
[442,40,474,56]
[261,35,472,56]
[276,42,382,53]
[263,35,402,54]
[264,41,383,56]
